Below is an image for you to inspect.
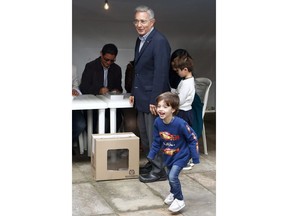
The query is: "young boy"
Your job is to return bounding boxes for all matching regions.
[147,92,200,213]
[171,54,197,170]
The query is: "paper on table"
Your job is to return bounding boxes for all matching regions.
[104,92,124,99]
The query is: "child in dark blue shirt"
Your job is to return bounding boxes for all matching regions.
[147,91,200,213]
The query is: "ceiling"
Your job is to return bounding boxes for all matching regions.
[73,0,216,30]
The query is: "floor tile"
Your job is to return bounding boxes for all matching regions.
[92,179,164,212]
[72,182,114,216]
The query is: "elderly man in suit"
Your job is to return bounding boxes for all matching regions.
[129,5,171,183]
[80,43,123,133]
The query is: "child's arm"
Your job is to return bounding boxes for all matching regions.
[183,123,200,164]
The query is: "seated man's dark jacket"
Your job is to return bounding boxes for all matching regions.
[79,57,123,94]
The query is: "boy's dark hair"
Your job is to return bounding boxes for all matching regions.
[156,92,179,115]
[170,48,191,62]
[101,43,118,56]
[171,55,194,72]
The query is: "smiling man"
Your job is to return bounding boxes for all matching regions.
[129,5,171,183]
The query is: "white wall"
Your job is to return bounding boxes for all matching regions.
[72,0,216,109]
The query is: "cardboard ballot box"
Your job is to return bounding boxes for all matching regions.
[91,132,139,181]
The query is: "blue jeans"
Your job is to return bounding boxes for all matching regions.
[167,165,184,200]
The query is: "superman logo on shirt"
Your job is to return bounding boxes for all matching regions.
[159,131,180,141]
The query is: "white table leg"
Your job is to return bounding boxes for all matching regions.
[98,109,105,134]
[110,108,117,162]
[110,108,117,133]
[87,109,105,157]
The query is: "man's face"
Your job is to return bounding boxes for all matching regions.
[134,11,155,36]
[100,53,116,68]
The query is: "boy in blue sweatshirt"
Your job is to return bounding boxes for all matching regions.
[147,91,200,213]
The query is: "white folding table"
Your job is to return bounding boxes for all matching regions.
[97,94,133,133]
[72,94,107,156]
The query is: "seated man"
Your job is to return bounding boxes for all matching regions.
[79,43,123,133]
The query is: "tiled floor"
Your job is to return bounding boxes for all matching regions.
[72,113,216,216]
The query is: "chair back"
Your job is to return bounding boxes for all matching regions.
[195,77,212,118]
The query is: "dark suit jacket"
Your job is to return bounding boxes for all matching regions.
[79,57,123,95]
[132,28,171,113]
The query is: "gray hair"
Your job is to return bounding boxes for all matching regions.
[135,5,155,19]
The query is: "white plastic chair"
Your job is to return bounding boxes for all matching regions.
[195,77,212,155]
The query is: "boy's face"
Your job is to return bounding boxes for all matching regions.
[156,100,175,122]
[175,67,190,78]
